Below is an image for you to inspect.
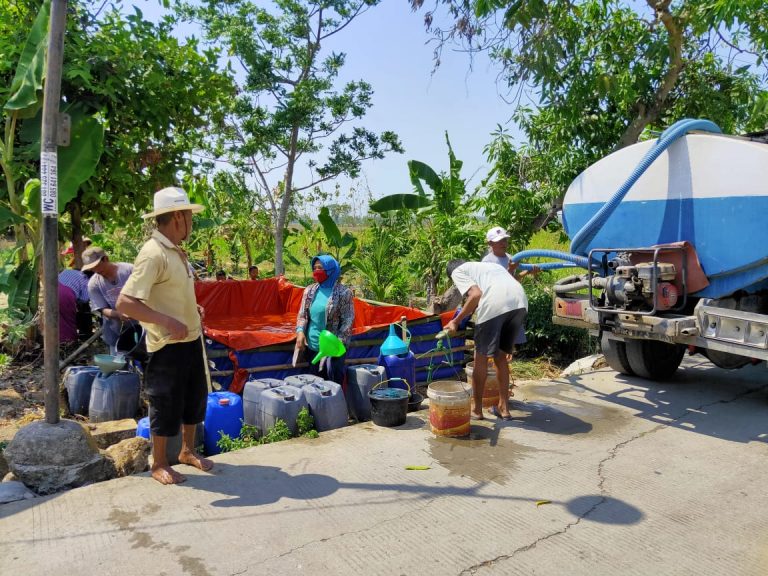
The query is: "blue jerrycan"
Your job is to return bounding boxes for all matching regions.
[204,391,244,456]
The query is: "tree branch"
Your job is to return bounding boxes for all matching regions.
[616,1,685,149]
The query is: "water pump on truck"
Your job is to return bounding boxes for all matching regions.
[513,118,768,380]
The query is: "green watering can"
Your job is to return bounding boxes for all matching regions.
[312,330,347,364]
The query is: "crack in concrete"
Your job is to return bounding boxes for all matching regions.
[266,484,471,563]
[456,381,768,575]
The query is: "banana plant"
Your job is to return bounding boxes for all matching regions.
[369,132,466,217]
[317,206,357,273]
[369,132,482,305]
[1,0,104,323]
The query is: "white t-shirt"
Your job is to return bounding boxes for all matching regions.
[482,251,512,269]
[451,261,528,324]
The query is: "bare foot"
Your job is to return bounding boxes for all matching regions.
[496,405,512,419]
[178,450,214,472]
[470,411,485,421]
[151,465,186,485]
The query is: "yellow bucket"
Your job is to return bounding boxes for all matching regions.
[427,380,471,437]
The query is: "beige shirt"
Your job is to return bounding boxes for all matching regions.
[121,230,201,352]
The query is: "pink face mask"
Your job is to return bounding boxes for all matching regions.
[313,269,328,284]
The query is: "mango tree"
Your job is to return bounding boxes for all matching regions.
[415,0,768,235]
[177,0,403,275]
[0,1,234,340]
[65,6,233,241]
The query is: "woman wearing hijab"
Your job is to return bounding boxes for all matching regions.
[294,255,354,384]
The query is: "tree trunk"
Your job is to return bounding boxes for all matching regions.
[274,226,285,276]
[425,274,437,308]
[244,240,253,269]
[274,126,300,276]
[70,201,84,270]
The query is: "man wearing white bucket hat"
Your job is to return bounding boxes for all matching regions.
[117,186,213,485]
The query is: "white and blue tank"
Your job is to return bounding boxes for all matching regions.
[562,130,768,299]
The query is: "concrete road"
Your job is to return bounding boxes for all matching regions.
[2,357,768,576]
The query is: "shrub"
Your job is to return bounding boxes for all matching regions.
[518,277,595,364]
[216,407,318,453]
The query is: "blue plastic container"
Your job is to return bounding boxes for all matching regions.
[204,391,244,456]
[284,373,324,387]
[136,416,151,439]
[88,371,141,423]
[302,381,347,432]
[346,364,385,422]
[378,351,416,394]
[259,385,308,436]
[64,366,100,416]
[378,323,416,393]
[243,378,284,434]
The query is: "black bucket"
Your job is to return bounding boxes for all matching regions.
[407,392,424,413]
[116,322,149,362]
[369,387,409,427]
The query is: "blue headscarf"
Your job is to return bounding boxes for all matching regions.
[311,254,340,288]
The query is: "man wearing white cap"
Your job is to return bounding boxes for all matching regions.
[482,226,539,279]
[443,259,528,420]
[117,187,213,485]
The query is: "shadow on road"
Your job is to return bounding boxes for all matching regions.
[554,360,768,444]
[185,462,642,526]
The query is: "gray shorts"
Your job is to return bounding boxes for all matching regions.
[474,308,527,356]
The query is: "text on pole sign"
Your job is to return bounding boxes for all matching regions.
[40,151,58,216]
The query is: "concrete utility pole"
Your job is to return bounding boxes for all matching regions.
[40,0,68,424]
[4,3,109,495]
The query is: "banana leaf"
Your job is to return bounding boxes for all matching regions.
[20,106,105,211]
[370,193,433,213]
[4,0,50,113]
[408,160,441,196]
[0,202,24,227]
[6,259,39,319]
[318,206,341,246]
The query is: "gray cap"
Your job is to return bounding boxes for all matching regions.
[81,246,107,271]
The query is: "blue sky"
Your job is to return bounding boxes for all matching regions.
[135,0,522,215]
[320,1,519,212]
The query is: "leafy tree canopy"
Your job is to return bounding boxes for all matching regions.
[177,0,403,274]
[414,0,768,240]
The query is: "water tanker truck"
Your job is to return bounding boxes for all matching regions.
[514,118,768,380]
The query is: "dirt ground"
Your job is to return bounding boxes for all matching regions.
[0,341,102,445]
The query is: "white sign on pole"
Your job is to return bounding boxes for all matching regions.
[40,151,58,215]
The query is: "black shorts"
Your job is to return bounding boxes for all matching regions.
[474,308,527,357]
[145,339,208,437]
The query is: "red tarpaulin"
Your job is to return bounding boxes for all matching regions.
[195,277,432,351]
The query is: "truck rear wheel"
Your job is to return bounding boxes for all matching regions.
[601,334,634,375]
[625,339,685,380]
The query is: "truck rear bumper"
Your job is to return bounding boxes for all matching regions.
[553,296,768,361]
